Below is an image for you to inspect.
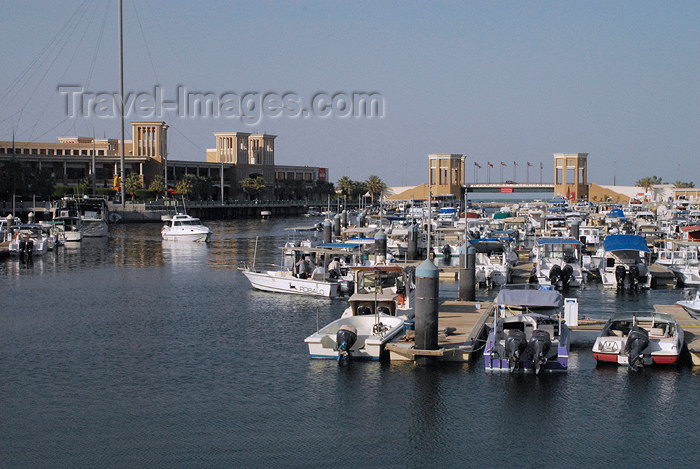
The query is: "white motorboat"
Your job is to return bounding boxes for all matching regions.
[471,238,515,287]
[305,264,415,360]
[78,197,109,237]
[51,197,82,242]
[484,286,570,374]
[592,312,684,370]
[242,268,346,297]
[676,291,700,319]
[8,224,50,258]
[533,238,585,288]
[597,234,652,289]
[161,213,212,242]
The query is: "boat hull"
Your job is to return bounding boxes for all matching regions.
[305,314,405,359]
[162,231,212,242]
[81,220,109,237]
[242,270,340,297]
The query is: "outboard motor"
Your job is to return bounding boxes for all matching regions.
[561,264,574,288]
[441,244,451,259]
[615,265,627,289]
[549,264,562,286]
[505,329,527,372]
[336,324,358,362]
[528,329,552,375]
[629,265,641,289]
[26,239,34,261]
[18,239,27,261]
[625,325,649,371]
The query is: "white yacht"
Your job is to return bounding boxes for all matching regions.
[161,213,212,242]
[8,224,50,258]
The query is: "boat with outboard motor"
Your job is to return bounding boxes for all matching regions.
[8,224,50,259]
[484,286,570,374]
[304,264,415,360]
[533,237,585,288]
[161,213,212,242]
[592,312,684,370]
[676,291,700,319]
[596,234,652,289]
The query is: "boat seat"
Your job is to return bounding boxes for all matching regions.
[648,327,666,338]
[312,273,329,281]
[611,329,624,337]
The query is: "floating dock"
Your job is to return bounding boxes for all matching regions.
[386,301,492,362]
[654,303,700,366]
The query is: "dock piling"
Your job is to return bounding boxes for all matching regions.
[415,259,440,366]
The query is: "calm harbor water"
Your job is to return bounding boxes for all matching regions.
[2,217,700,468]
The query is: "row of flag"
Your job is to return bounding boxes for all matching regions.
[473,162,543,169]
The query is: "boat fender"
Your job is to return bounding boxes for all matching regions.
[397,294,405,305]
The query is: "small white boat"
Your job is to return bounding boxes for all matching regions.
[676,291,700,319]
[51,197,82,242]
[305,265,415,360]
[592,312,684,370]
[78,197,109,237]
[8,224,50,258]
[534,238,585,288]
[242,268,344,297]
[161,213,212,242]
[597,234,652,289]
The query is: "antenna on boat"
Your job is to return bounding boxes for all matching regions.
[252,236,258,271]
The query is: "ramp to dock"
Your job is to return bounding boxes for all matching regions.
[387,301,492,362]
[654,304,700,366]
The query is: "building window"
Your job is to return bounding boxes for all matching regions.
[556,168,562,184]
[73,150,79,156]
[81,150,88,155]
[305,173,312,181]
[32,148,38,155]
[277,172,285,180]
[98,150,104,156]
[56,149,63,155]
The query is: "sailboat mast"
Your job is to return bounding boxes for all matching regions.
[118,0,126,208]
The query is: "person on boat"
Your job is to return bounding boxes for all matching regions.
[296,257,311,279]
[327,257,341,279]
[311,263,326,279]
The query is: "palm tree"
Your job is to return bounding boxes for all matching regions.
[673,181,695,189]
[366,175,387,204]
[124,174,143,201]
[241,176,266,200]
[635,176,663,191]
[337,176,354,199]
[148,175,165,200]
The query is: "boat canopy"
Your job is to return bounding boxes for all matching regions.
[536,237,583,246]
[317,243,361,249]
[606,311,675,323]
[607,208,626,219]
[603,234,650,253]
[496,289,563,308]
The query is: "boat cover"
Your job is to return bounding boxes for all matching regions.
[536,237,583,246]
[603,234,650,252]
[607,208,626,219]
[496,289,563,308]
[317,243,362,249]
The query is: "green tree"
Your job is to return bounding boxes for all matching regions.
[241,176,266,200]
[78,177,91,196]
[176,175,195,200]
[635,176,663,192]
[148,175,165,199]
[673,181,695,188]
[124,174,143,201]
[337,176,354,199]
[366,175,387,203]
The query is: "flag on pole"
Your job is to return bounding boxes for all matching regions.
[540,162,543,169]
[527,162,533,167]
[513,161,518,166]
[474,162,482,168]
[500,162,506,166]
[488,162,493,167]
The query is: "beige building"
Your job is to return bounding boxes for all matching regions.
[428,153,465,198]
[0,121,327,200]
[553,153,588,201]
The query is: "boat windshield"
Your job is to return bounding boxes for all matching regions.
[173,219,202,226]
[357,270,404,294]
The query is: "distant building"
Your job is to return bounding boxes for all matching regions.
[553,153,588,201]
[0,121,328,200]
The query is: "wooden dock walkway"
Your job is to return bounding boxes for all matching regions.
[654,303,700,366]
[386,301,492,362]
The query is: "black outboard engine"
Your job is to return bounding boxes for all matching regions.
[615,265,627,289]
[528,329,552,375]
[549,264,562,286]
[442,244,451,259]
[505,329,527,372]
[629,265,640,289]
[561,264,574,288]
[26,239,34,261]
[336,324,358,362]
[625,325,649,371]
[18,239,27,261]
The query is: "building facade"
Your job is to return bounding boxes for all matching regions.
[553,153,588,200]
[0,121,328,200]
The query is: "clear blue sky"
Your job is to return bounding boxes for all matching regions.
[2,0,699,187]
